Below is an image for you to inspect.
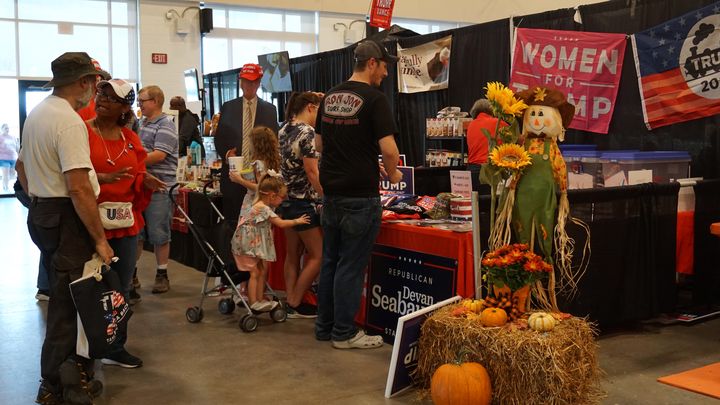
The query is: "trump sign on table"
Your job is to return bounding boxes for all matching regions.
[510,28,626,134]
[631,2,720,130]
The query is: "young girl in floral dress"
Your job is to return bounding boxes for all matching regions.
[229,126,281,217]
[231,173,309,311]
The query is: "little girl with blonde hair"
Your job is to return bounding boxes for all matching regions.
[231,173,309,311]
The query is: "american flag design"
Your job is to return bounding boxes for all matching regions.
[631,2,720,129]
[100,290,130,340]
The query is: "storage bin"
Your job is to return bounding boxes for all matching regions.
[559,144,597,153]
[564,150,602,189]
[599,151,691,187]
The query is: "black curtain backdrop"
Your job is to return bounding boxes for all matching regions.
[559,183,679,325]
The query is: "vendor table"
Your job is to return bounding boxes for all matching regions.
[168,182,699,329]
[362,223,474,341]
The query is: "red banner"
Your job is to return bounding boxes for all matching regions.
[510,28,627,134]
[369,0,395,29]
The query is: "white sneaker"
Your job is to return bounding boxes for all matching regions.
[332,330,384,349]
[250,300,273,312]
[35,290,50,301]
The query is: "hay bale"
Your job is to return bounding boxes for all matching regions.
[415,305,603,404]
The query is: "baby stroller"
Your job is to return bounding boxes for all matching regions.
[169,182,287,332]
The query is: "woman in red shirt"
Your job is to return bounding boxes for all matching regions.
[86,79,164,369]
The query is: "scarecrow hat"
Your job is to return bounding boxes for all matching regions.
[516,86,575,128]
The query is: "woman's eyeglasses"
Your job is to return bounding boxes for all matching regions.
[96,91,125,104]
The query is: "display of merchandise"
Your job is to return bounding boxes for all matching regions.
[424,107,471,167]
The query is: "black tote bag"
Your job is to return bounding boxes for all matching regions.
[70,266,132,359]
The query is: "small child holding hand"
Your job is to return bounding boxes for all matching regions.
[231,172,309,311]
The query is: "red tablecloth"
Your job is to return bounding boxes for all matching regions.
[374,223,475,298]
[676,211,694,275]
[266,222,476,323]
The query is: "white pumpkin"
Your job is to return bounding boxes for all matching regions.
[528,312,556,332]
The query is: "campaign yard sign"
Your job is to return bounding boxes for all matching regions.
[379,166,414,195]
[631,1,720,129]
[384,295,462,398]
[510,28,627,134]
[366,244,457,343]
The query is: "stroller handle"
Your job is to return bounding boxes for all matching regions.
[169,182,181,196]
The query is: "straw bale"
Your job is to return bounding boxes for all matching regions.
[414,305,603,404]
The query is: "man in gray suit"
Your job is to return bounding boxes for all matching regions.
[214,63,280,224]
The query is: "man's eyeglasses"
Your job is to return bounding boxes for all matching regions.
[96,91,125,104]
[137,97,154,105]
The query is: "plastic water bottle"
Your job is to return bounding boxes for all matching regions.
[190,141,201,165]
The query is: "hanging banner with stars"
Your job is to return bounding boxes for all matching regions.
[365,244,457,343]
[631,2,720,130]
[510,28,627,134]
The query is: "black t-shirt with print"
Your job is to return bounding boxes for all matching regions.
[316,80,398,198]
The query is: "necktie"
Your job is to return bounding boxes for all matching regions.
[242,99,254,168]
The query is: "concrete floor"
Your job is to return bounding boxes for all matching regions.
[1,197,719,405]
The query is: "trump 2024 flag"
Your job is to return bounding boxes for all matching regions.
[631,2,720,130]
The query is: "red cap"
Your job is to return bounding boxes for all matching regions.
[239,63,263,81]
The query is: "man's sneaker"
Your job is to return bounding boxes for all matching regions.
[101,349,143,368]
[35,289,50,301]
[132,274,141,289]
[332,330,384,349]
[128,288,141,305]
[58,359,92,405]
[151,274,169,294]
[36,380,62,405]
[286,302,318,319]
[77,362,103,398]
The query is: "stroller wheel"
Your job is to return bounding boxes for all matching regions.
[240,314,259,332]
[218,298,235,315]
[186,306,204,323]
[270,306,287,323]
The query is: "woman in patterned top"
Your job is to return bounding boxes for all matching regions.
[278,91,324,318]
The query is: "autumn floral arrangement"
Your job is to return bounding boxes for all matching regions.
[482,243,552,291]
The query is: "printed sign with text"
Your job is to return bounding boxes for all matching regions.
[366,244,457,343]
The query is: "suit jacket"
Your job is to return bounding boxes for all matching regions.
[214,96,279,223]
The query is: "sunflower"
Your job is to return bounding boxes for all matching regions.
[485,82,528,117]
[489,143,532,170]
[503,99,528,116]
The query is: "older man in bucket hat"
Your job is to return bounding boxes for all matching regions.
[16,51,114,405]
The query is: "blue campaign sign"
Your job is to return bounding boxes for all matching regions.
[384,296,461,398]
[379,166,415,195]
[366,244,457,343]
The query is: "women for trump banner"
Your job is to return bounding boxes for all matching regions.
[510,28,626,134]
[397,35,452,93]
[631,2,720,130]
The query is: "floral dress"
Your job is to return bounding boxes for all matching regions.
[231,203,278,262]
[239,159,268,217]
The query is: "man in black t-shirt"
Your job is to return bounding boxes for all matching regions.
[314,39,403,349]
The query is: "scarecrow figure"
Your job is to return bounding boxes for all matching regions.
[511,86,585,309]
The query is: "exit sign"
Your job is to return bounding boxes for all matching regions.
[152,53,167,64]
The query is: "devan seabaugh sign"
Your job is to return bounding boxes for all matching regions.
[365,244,457,342]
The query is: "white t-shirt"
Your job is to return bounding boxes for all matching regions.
[19,95,99,198]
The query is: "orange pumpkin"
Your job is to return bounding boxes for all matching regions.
[480,307,507,327]
[431,354,492,405]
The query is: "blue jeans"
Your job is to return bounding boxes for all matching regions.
[315,195,381,341]
[107,235,138,353]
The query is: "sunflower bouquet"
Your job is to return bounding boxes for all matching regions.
[478,82,531,248]
[482,243,553,291]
